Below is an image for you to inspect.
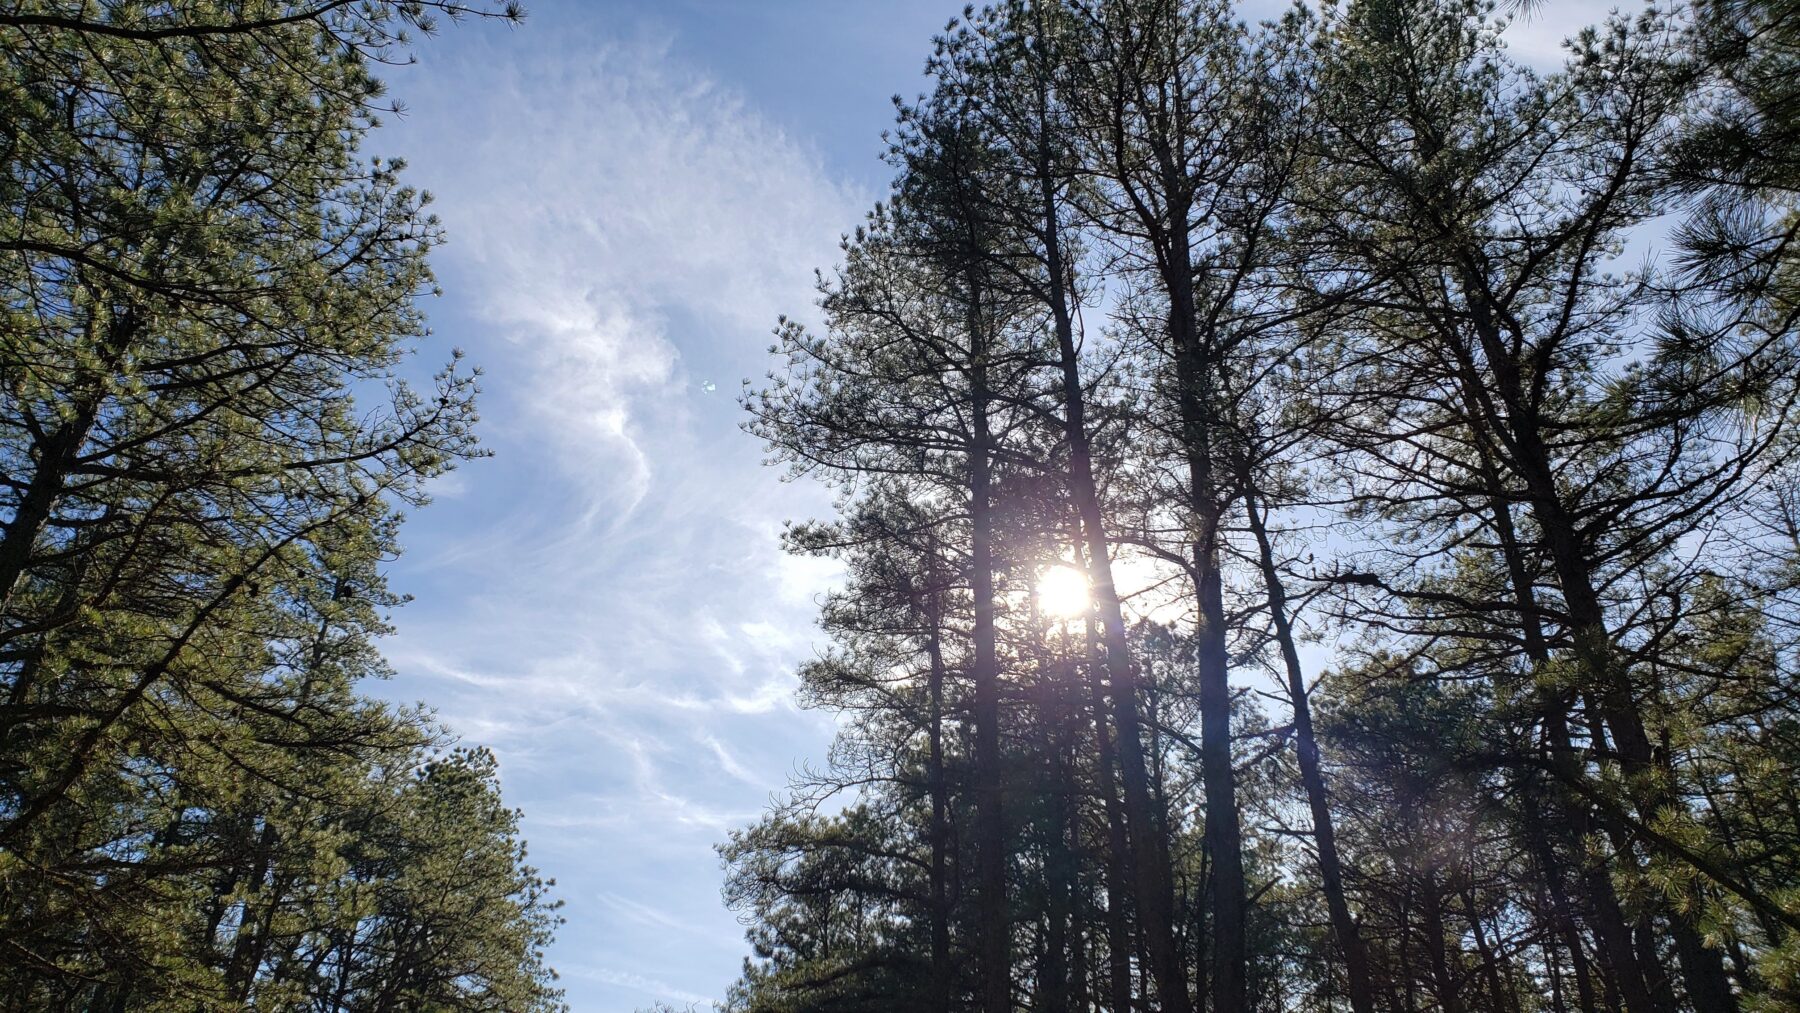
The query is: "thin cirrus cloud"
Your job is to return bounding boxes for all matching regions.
[369,22,869,1012]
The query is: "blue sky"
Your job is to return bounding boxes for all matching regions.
[366,1,1626,1007]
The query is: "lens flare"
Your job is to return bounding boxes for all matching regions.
[1037,564,1091,619]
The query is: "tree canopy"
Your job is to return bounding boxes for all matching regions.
[0,2,563,1009]
[728,2,1800,1011]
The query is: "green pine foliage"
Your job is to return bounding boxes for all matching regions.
[1,2,562,1009]
[728,2,1800,1012]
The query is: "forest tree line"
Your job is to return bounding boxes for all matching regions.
[0,2,565,1009]
[728,1,1800,1012]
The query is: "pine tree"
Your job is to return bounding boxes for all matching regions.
[0,4,562,1008]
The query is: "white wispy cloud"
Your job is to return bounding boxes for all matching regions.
[568,966,718,1009]
[414,33,862,512]
[373,21,865,1013]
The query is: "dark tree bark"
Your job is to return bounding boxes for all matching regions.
[1243,486,1377,1013]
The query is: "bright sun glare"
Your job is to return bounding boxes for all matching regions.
[1037,564,1091,619]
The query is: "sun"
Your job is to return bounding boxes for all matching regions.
[1037,564,1091,620]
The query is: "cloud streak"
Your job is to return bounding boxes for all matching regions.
[373,20,863,1012]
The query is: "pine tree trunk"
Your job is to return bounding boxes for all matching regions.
[1476,476,1652,1013]
[1083,614,1137,1013]
[1243,486,1377,1013]
[1529,482,1739,1013]
[969,286,1010,1013]
[1044,738,1074,1013]
[1453,313,1732,1013]
[1042,163,1190,1013]
[1421,873,1466,1013]
[1462,885,1514,1013]
[925,585,955,1013]
[0,311,137,615]
[1163,226,1246,1013]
